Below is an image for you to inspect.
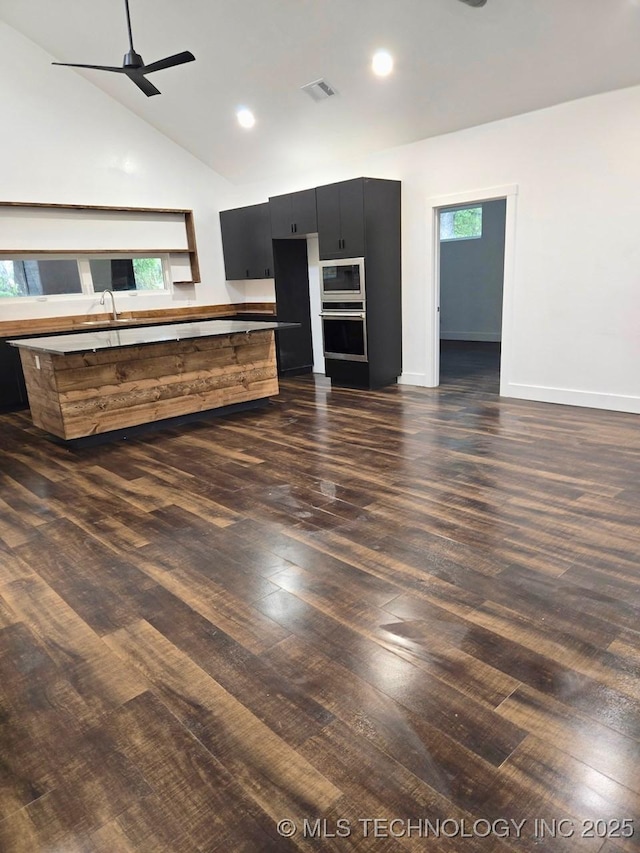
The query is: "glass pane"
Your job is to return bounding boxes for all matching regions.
[90,259,134,292]
[440,211,456,241]
[90,257,164,292]
[0,259,81,297]
[440,206,483,241]
[321,264,362,294]
[35,260,82,295]
[132,258,164,290]
[323,318,366,356]
[0,261,22,297]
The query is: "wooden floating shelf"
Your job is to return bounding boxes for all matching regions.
[0,202,201,283]
[0,201,192,214]
[0,249,192,256]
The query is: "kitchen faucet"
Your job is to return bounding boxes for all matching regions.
[100,289,118,321]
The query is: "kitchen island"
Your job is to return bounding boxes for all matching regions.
[9,320,293,441]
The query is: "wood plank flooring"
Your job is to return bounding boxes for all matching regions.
[0,363,639,852]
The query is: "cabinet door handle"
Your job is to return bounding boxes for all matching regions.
[291,224,294,233]
[246,269,250,278]
[293,223,297,233]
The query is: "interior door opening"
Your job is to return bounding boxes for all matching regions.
[436,197,507,392]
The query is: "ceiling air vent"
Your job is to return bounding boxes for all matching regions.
[301,79,338,102]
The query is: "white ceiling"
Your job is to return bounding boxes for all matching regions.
[2,0,640,184]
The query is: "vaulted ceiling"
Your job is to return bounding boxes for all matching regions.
[2,0,640,183]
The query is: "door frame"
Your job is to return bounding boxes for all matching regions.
[425,184,518,393]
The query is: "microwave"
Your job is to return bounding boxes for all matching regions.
[319,257,365,301]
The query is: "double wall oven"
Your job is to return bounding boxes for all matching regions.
[319,258,367,363]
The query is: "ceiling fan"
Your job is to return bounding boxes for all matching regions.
[52,0,195,97]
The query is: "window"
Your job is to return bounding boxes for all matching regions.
[440,206,483,241]
[89,258,165,292]
[0,259,82,298]
[0,256,167,299]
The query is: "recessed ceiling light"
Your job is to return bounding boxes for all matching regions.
[372,50,393,77]
[236,108,255,129]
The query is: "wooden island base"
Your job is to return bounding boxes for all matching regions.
[19,329,279,440]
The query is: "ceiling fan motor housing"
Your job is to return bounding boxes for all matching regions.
[458,0,487,6]
[123,49,144,68]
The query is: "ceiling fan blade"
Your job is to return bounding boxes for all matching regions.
[141,51,195,74]
[52,62,126,72]
[127,73,161,97]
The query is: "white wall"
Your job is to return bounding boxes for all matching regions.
[232,85,640,414]
[0,21,244,322]
[440,199,506,342]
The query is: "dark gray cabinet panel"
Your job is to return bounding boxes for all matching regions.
[272,240,313,375]
[250,204,275,278]
[0,341,28,410]
[315,185,341,257]
[219,207,246,280]
[220,203,274,280]
[316,178,365,259]
[269,189,317,238]
[336,179,366,258]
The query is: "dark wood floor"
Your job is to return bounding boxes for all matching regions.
[0,363,639,852]
[440,340,501,394]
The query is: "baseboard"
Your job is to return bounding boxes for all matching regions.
[399,372,431,387]
[502,382,640,415]
[279,365,313,378]
[441,332,502,342]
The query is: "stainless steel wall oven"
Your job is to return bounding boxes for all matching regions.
[321,303,367,362]
[320,257,367,362]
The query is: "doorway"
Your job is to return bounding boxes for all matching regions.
[439,199,505,391]
[426,185,517,393]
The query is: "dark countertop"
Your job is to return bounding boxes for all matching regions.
[8,319,297,356]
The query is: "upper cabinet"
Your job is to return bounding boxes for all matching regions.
[316,178,366,260]
[220,177,399,273]
[220,203,274,280]
[269,189,317,239]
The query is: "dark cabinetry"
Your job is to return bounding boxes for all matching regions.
[321,178,402,389]
[219,177,401,387]
[269,189,317,238]
[219,203,274,280]
[316,178,366,259]
[0,341,28,411]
